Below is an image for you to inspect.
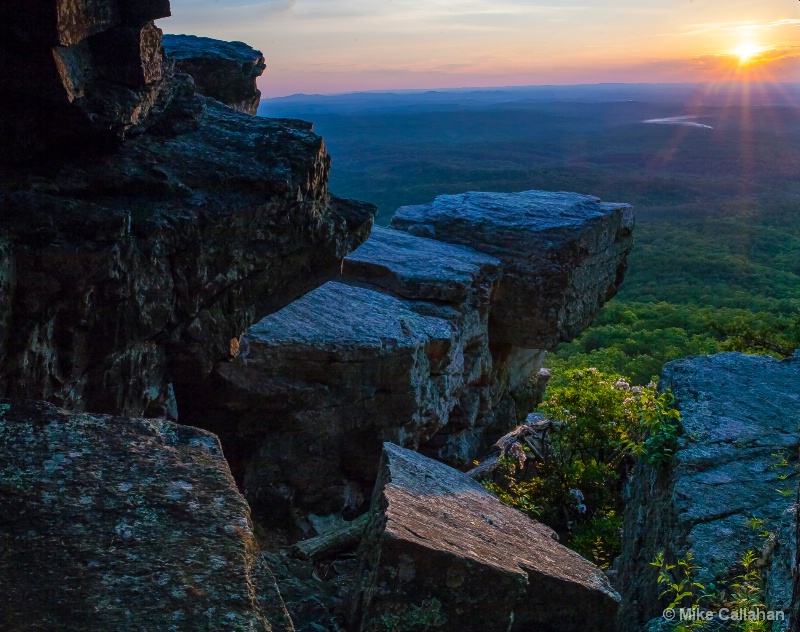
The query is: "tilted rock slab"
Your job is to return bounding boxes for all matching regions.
[391,190,634,349]
[350,443,621,632]
[617,352,800,631]
[163,34,266,115]
[0,399,292,632]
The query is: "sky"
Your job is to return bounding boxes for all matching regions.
[163,0,800,97]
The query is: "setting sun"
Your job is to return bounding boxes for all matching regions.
[734,42,763,65]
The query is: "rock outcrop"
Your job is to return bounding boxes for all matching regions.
[163,34,266,114]
[0,3,375,419]
[617,352,800,631]
[391,190,634,349]
[0,399,290,631]
[350,443,621,632]
[187,193,633,521]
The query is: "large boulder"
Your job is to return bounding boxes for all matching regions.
[186,227,507,519]
[350,443,621,632]
[617,352,800,631]
[163,34,266,115]
[390,190,634,349]
[0,399,292,631]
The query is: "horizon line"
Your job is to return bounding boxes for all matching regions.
[264,80,800,100]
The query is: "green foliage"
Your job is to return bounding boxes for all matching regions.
[723,551,767,632]
[547,302,800,387]
[651,550,772,632]
[568,511,624,570]
[482,369,680,566]
[651,551,708,631]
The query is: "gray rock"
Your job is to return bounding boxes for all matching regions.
[163,34,266,114]
[350,443,621,632]
[210,280,466,518]
[0,399,288,631]
[767,505,796,632]
[391,190,634,349]
[0,97,374,419]
[342,225,501,305]
[617,352,800,631]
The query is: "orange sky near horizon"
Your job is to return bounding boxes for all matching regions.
[164,0,800,97]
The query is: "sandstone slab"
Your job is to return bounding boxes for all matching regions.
[0,399,287,631]
[618,352,800,630]
[391,190,634,349]
[350,443,621,632]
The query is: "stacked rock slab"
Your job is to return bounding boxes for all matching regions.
[196,192,633,521]
[0,399,293,631]
[193,227,502,520]
[0,1,375,419]
[350,443,621,632]
[617,352,800,631]
[163,34,266,115]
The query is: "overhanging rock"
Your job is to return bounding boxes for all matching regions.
[350,443,621,632]
[391,190,634,349]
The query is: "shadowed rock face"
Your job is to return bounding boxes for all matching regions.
[163,34,266,115]
[0,0,174,159]
[350,443,621,632]
[0,99,374,418]
[617,352,800,632]
[0,1,376,419]
[0,399,291,632]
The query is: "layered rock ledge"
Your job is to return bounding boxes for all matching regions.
[0,399,290,631]
[350,443,621,632]
[617,352,800,631]
[191,192,633,521]
[0,4,375,420]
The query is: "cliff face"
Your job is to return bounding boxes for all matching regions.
[0,3,645,630]
[0,4,375,418]
[617,352,800,631]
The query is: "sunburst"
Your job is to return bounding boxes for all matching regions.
[734,43,762,66]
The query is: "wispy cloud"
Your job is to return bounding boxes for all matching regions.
[679,17,800,36]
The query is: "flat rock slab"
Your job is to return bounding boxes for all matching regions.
[390,190,634,348]
[0,399,285,631]
[618,352,800,629]
[351,443,620,632]
[343,225,501,305]
[215,281,464,516]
